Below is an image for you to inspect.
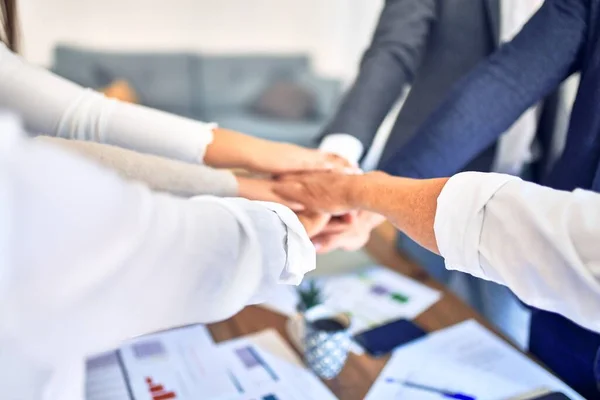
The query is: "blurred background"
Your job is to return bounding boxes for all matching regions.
[17,0,396,163]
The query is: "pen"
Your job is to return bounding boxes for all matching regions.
[385,377,477,400]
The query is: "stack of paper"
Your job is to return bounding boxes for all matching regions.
[86,325,336,400]
[365,320,583,400]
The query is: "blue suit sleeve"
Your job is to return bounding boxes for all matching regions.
[382,0,589,178]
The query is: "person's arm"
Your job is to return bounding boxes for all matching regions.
[0,117,315,395]
[34,136,238,197]
[319,0,436,164]
[359,172,600,332]
[382,0,588,178]
[0,44,344,173]
[274,170,600,332]
[433,173,600,333]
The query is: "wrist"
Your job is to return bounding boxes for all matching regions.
[347,171,393,208]
[205,128,257,169]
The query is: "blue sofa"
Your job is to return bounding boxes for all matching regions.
[51,45,342,147]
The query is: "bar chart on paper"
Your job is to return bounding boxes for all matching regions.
[216,330,337,400]
[86,326,336,400]
[116,325,242,400]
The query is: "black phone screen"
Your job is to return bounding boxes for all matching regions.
[353,319,426,357]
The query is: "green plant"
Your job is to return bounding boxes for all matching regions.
[296,280,323,312]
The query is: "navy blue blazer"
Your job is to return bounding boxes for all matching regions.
[381,0,600,397]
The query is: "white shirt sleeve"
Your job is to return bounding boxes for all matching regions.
[0,43,214,163]
[0,115,315,399]
[319,133,364,166]
[434,171,600,333]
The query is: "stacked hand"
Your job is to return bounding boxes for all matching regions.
[274,171,385,253]
[224,134,384,253]
[205,127,384,251]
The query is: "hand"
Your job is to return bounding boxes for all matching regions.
[273,171,368,214]
[237,176,305,211]
[296,211,333,238]
[205,128,357,174]
[312,210,385,254]
[247,142,353,175]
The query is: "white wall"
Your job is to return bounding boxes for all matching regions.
[18,0,383,81]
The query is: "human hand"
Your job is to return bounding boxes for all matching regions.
[311,210,385,254]
[205,128,358,175]
[273,171,381,214]
[237,176,306,211]
[247,141,354,175]
[296,211,333,238]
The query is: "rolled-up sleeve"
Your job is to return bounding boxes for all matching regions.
[434,172,600,333]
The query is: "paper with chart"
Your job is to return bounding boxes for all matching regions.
[87,324,231,400]
[86,325,336,400]
[215,329,336,400]
[365,320,584,400]
[264,265,441,335]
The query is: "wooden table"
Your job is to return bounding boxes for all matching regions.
[208,223,499,399]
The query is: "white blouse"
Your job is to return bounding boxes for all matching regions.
[0,115,314,399]
[0,43,214,163]
[435,172,600,334]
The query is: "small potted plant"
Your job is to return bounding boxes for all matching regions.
[296,280,324,313]
[296,280,351,380]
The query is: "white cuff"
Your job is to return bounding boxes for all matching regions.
[434,172,520,279]
[319,134,364,166]
[254,201,316,285]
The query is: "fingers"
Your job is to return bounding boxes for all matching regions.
[280,200,306,212]
[237,176,306,210]
[313,230,369,254]
[320,218,353,235]
[322,153,352,169]
[300,150,361,174]
[312,232,341,254]
[272,180,310,205]
[297,212,331,238]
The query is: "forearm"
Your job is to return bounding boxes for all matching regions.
[203,127,267,169]
[349,172,448,253]
[35,136,238,197]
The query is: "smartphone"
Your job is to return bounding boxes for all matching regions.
[353,319,426,357]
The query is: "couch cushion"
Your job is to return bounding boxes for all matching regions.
[193,55,310,113]
[295,73,343,118]
[208,111,324,148]
[52,45,195,117]
[249,80,318,121]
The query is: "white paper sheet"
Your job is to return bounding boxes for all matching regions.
[86,326,336,400]
[122,325,238,400]
[365,320,584,400]
[87,324,225,400]
[263,265,441,335]
[215,329,337,400]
